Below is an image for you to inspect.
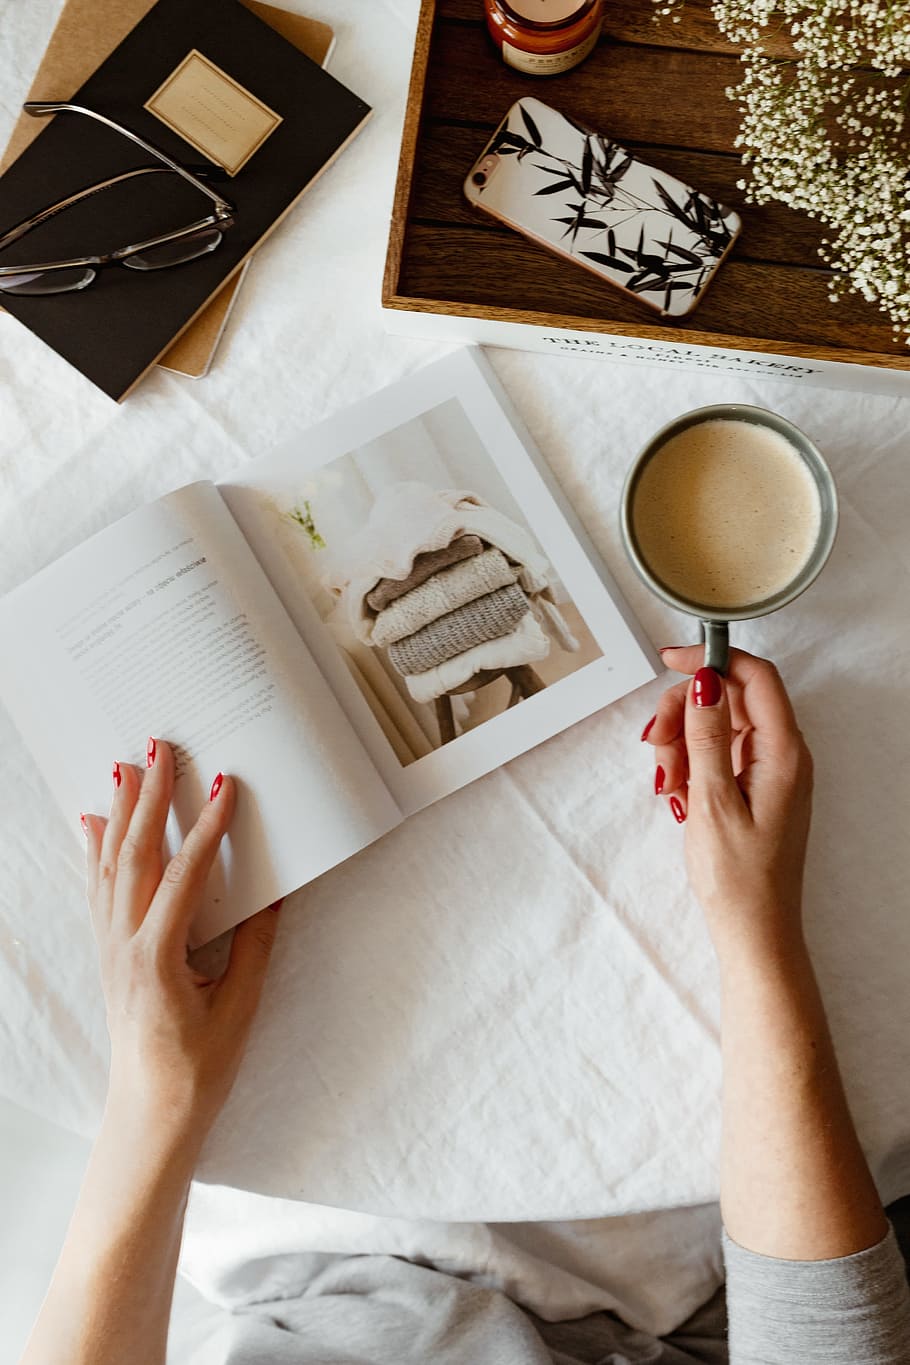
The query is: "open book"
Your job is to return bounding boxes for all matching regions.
[0,350,657,944]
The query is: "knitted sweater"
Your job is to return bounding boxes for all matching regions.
[371,549,517,648]
[366,536,484,612]
[404,613,551,703]
[388,584,530,675]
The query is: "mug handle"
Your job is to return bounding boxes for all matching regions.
[700,620,729,674]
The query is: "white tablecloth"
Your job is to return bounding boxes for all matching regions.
[2,0,910,1239]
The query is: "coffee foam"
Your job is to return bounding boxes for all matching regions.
[632,419,822,610]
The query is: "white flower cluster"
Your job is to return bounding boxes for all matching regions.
[655,0,910,342]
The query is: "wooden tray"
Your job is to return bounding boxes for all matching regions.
[384,0,909,374]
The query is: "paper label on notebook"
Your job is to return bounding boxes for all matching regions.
[144,49,282,175]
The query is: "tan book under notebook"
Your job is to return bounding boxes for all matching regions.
[0,0,334,380]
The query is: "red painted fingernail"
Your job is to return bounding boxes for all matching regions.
[209,772,223,802]
[693,667,722,708]
[654,765,665,796]
[147,736,157,767]
[112,761,122,789]
[670,796,686,824]
[659,645,682,653]
[641,715,656,742]
[80,813,88,834]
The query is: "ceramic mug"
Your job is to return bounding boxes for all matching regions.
[619,403,839,674]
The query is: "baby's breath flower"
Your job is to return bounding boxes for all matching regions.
[653,0,910,342]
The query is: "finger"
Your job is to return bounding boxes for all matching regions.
[141,773,236,957]
[643,677,689,746]
[730,723,755,779]
[696,654,808,819]
[83,813,107,919]
[724,678,751,736]
[683,667,741,804]
[96,762,142,922]
[662,646,798,726]
[662,643,764,689]
[664,788,688,824]
[653,737,688,796]
[216,902,281,1027]
[644,677,690,797]
[659,643,707,676]
[662,646,795,744]
[113,737,176,934]
[732,656,802,760]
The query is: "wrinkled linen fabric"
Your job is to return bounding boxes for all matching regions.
[3,0,910,1349]
[370,547,517,647]
[183,1224,910,1365]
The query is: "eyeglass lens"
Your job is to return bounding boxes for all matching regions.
[123,227,223,271]
[0,266,95,296]
[0,227,224,295]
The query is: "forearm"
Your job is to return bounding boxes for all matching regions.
[21,1093,200,1365]
[717,929,888,1260]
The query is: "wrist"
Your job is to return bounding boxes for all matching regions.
[709,910,810,982]
[102,1074,208,1175]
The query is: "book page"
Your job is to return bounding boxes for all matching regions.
[219,349,658,815]
[0,482,400,945]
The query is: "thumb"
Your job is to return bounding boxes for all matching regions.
[684,667,738,795]
[218,901,282,1022]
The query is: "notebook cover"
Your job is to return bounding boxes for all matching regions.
[160,5,335,378]
[0,0,369,400]
[157,260,248,378]
[0,0,335,380]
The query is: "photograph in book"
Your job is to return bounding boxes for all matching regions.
[235,399,602,766]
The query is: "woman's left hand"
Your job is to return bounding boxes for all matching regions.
[83,739,280,1153]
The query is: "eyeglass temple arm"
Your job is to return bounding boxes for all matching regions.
[0,166,207,254]
[24,101,234,214]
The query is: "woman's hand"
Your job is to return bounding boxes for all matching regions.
[642,646,813,963]
[21,742,279,1365]
[642,650,895,1268]
[83,739,280,1154]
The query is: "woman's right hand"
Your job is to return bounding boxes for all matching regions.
[643,646,814,963]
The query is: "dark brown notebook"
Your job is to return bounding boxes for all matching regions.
[0,0,336,381]
[0,0,370,400]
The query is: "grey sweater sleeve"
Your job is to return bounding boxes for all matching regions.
[723,1223,910,1365]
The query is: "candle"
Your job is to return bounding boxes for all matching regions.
[484,0,604,76]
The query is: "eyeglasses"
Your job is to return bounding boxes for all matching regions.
[0,101,236,297]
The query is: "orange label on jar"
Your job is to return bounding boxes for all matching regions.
[502,26,599,73]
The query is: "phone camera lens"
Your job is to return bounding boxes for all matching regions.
[472,171,487,186]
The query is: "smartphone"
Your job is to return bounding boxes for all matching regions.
[463,98,742,319]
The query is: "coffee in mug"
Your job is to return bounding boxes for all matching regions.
[620,405,838,673]
[632,419,822,610]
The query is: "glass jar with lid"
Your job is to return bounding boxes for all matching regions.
[484,0,604,76]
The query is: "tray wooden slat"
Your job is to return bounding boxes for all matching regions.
[428,24,745,152]
[383,0,910,371]
[398,225,899,355]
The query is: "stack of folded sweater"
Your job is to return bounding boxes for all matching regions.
[326,483,578,706]
[368,536,542,702]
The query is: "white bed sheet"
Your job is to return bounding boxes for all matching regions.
[2,0,910,1336]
